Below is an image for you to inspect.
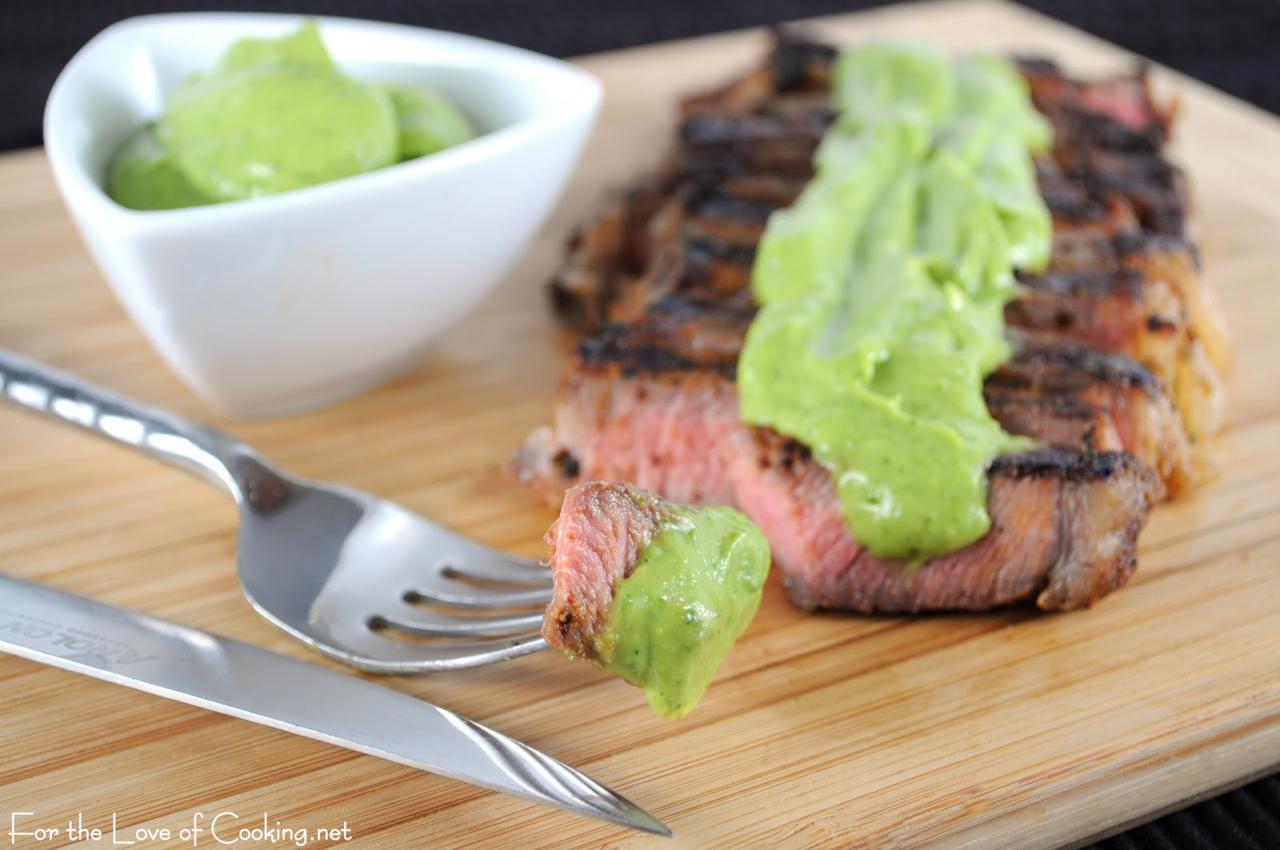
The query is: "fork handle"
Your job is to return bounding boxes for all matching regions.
[0,347,249,501]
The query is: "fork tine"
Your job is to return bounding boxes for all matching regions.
[409,585,553,610]
[436,547,553,587]
[379,605,545,638]
[317,627,551,674]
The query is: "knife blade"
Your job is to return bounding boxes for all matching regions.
[0,573,670,837]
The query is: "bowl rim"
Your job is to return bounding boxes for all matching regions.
[44,11,603,231]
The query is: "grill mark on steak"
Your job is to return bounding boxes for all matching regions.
[989,445,1138,480]
[678,175,806,247]
[677,28,834,117]
[578,294,752,375]
[578,323,738,378]
[766,28,838,92]
[1000,334,1160,395]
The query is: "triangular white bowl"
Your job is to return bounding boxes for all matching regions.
[45,13,602,416]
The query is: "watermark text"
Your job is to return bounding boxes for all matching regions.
[8,811,352,847]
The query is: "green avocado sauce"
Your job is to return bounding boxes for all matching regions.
[593,505,770,719]
[738,42,1052,561]
[107,21,477,210]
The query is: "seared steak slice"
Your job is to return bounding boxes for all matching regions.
[1018,57,1174,141]
[1010,234,1226,441]
[677,109,824,178]
[513,350,1157,612]
[586,294,754,368]
[1020,59,1184,235]
[514,365,740,509]
[729,430,1153,611]
[511,297,750,507]
[678,28,835,117]
[988,337,1199,497]
[548,175,798,329]
[513,306,1190,498]
[556,171,1213,331]
[1055,150,1186,236]
[608,203,758,323]
[542,481,672,659]
[549,176,675,329]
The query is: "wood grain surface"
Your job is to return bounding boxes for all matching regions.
[1,2,1278,847]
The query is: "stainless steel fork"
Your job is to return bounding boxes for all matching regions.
[0,348,554,673]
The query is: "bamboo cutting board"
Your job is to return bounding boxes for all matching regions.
[2,2,1279,847]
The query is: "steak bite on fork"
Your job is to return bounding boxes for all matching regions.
[542,481,769,717]
[542,481,673,660]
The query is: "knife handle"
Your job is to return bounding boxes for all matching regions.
[0,347,251,501]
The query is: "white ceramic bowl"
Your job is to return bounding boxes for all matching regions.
[45,13,601,416]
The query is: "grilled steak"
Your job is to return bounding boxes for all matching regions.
[514,301,742,507]
[519,31,1222,613]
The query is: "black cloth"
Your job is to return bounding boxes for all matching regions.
[3,0,1279,150]
[1,2,1277,847]
[1086,774,1280,850]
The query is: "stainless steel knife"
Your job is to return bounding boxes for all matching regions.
[0,573,670,836]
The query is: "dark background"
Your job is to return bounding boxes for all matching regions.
[3,1,1279,847]
[2,0,1280,150]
